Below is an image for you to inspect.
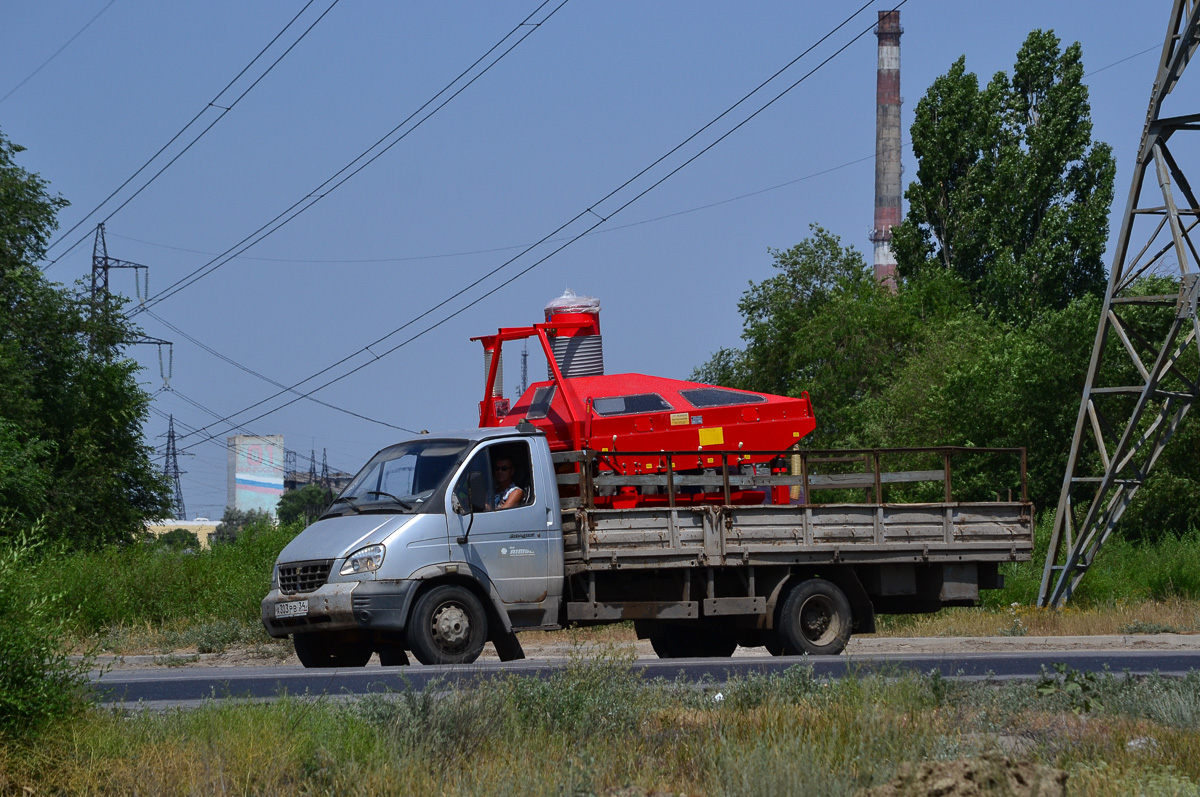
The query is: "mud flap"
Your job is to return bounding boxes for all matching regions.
[492,631,526,662]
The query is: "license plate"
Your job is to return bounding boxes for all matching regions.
[275,600,308,618]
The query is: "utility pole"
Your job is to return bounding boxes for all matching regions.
[162,415,187,520]
[320,448,330,488]
[1039,0,1200,607]
[90,224,173,383]
[308,449,318,485]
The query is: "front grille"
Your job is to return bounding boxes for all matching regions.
[279,559,334,594]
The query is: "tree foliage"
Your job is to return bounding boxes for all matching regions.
[892,30,1115,324]
[213,506,274,544]
[694,31,1132,518]
[276,483,332,527]
[0,126,169,547]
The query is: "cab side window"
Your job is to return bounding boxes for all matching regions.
[454,450,492,512]
[453,443,534,512]
[489,442,533,511]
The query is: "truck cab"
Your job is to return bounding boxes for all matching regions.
[262,426,561,667]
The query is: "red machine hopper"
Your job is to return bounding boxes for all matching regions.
[474,292,815,482]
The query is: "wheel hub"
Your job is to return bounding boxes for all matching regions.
[799,596,835,644]
[430,602,471,651]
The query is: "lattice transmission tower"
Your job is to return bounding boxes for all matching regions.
[162,415,187,520]
[90,224,173,383]
[1039,0,1200,607]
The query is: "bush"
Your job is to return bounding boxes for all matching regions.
[0,526,97,740]
[156,528,200,550]
[213,506,274,544]
[36,519,296,635]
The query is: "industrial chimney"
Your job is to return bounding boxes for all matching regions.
[870,9,902,290]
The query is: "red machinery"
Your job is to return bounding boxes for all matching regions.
[474,292,816,507]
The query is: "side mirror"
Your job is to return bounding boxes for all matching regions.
[468,471,488,513]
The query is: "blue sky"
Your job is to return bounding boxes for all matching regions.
[1,1,1177,518]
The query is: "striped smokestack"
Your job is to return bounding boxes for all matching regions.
[870,9,902,290]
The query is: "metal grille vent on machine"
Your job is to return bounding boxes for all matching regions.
[545,288,604,378]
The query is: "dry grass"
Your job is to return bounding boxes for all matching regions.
[3,664,1200,795]
[872,597,1200,638]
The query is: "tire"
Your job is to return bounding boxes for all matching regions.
[293,633,373,668]
[407,584,488,665]
[649,624,737,659]
[776,578,852,656]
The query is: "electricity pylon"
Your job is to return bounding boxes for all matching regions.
[1039,0,1200,607]
[162,415,187,520]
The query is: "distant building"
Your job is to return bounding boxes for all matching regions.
[227,434,285,517]
[144,518,218,548]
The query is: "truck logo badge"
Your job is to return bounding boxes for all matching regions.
[500,546,535,557]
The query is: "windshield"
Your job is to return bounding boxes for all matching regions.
[324,439,469,517]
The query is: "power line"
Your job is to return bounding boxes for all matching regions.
[135,0,569,313]
[99,40,1159,268]
[43,0,340,267]
[142,309,416,433]
[149,388,348,475]
[173,1,892,454]
[0,0,118,106]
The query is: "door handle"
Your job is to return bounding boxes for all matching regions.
[546,506,554,527]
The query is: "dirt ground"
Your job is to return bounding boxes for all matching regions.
[94,628,1200,669]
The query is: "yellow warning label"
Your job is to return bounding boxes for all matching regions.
[669,412,689,426]
[793,431,800,437]
[698,427,724,446]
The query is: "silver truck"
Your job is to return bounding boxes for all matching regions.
[262,425,1034,666]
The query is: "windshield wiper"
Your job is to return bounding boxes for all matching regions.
[366,491,414,510]
[329,495,363,514]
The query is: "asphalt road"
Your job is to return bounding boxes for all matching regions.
[93,649,1200,709]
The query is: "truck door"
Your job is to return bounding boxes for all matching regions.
[448,440,550,605]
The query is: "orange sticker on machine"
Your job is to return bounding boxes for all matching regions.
[698,427,724,446]
[670,412,689,426]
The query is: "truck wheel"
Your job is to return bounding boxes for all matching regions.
[777,579,852,656]
[293,634,372,668]
[408,584,488,665]
[649,625,737,658]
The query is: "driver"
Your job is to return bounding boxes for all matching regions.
[492,457,524,510]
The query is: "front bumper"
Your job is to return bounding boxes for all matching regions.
[261,579,420,638]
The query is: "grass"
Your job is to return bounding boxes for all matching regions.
[2,656,1200,795]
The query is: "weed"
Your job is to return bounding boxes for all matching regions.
[1120,619,1186,635]
[1036,662,1105,714]
[0,527,100,741]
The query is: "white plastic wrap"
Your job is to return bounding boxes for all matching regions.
[544,288,600,318]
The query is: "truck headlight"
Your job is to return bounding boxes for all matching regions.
[341,544,385,575]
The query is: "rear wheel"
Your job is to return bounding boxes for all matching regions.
[649,624,737,659]
[293,633,372,668]
[407,584,488,665]
[777,579,852,655]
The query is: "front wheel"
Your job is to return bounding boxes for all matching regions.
[407,584,488,665]
[293,633,372,668]
[777,578,852,656]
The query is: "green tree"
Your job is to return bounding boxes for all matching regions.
[276,483,332,526]
[694,226,965,447]
[156,527,201,550]
[0,126,169,546]
[212,506,274,544]
[892,30,1115,323]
